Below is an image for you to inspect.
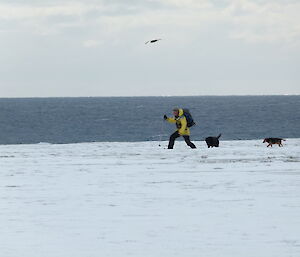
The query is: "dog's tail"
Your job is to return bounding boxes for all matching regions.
[217,134,222,139]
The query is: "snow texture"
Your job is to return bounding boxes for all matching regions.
[1,139,300,257]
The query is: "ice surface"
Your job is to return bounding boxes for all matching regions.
[1,139,300,257]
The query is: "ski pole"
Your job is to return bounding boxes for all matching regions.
[159,119,165,147]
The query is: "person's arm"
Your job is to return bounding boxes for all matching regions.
[164,115,176,123]
[178,117,187,135]
[166,117,176,123]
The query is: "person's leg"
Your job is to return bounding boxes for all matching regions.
[168,131,180,149]
[183,135,196,148]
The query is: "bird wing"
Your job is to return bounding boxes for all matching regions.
[145,39,162,44]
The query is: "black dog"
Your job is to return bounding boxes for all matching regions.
[263,138,285,147]
[205,134,222,148]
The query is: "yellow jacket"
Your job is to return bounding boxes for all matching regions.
[166,108,190,136]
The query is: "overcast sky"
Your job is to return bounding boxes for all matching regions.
[1,0,299,97]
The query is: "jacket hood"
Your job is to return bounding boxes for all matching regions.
[178,108,184,116]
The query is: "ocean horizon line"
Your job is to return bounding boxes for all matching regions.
[0,94,299,99]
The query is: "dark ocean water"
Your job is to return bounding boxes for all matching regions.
[0,96,299,144]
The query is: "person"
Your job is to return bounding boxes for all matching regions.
[164,108,196,149]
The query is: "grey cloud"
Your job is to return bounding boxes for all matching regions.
[0,0,299,97]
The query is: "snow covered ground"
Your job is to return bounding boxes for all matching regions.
[1,139,300,257]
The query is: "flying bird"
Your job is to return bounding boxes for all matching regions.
[145,39,162,44]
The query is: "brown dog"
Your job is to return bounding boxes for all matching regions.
[263,138,285,147]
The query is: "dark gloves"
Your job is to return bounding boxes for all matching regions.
[163,115,168,120]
